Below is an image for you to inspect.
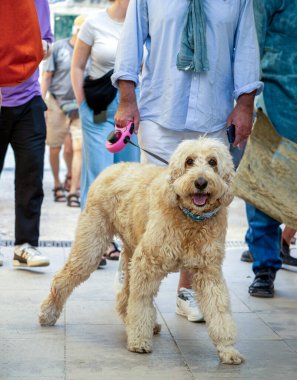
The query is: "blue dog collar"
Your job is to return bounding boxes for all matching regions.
[180,206,221,222]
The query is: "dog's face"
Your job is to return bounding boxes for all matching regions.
[167,137,235,213]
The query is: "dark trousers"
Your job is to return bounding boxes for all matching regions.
[0,96,46,246]
[245,203,282,274]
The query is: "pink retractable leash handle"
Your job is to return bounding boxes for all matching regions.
[105,121,135,153]
[105,121,169,165]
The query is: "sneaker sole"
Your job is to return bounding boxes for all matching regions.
[175,308,205,322]
[13,260,50,268]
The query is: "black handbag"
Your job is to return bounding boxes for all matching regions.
[83,69,117,115]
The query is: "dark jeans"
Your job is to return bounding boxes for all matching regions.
[245,203,282,274]
[0,96,47,246]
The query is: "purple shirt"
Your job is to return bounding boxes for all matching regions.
[1,0,54,107]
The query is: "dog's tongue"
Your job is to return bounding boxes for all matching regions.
[193,194,207,206]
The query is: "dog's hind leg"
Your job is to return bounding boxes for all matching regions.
[39,208,113,326]
[125,248,165,353]
[192,269,244,364]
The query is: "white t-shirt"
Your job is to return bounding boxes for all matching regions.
[78,9,123,79]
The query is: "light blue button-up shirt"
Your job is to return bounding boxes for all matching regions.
[112,0,263,133]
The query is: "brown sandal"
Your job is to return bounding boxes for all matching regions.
[53,186,66,202]
[67,193,80,208]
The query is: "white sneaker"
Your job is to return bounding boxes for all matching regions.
[13,243,50,267]
[113,252,125,295]
[176,287,204,322]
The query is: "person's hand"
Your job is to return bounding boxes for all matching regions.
[227,91,256,146]
[114,99,140,133]
[115,80,140,132]
[227,103,253,146]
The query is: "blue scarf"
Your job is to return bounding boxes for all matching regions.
[177,0,209,73]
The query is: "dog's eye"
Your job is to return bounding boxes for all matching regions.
[208,158,217,167]
[185,157,194,166]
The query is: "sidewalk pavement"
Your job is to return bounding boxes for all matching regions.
[1,147,297,380]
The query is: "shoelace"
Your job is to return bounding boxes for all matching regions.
[181,288,197,307]
[19,246,41,259]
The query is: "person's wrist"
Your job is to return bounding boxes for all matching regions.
[236,102,253,115]
[236,91,256,111]
[78,97,85,106]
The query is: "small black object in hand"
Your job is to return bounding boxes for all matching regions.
[226,124,236,144]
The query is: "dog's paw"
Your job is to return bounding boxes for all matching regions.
[39,299,60,326]
[127,339,152,353]
[153,323,161,335]
[219,347,245,365]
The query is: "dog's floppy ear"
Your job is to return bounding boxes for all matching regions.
[220,151,235,207]
[163,156,185,208]
[221,171,235,207]
[162,148,186,207]
[165,172,179,207]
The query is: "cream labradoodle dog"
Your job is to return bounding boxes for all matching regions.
[40,137,244,364]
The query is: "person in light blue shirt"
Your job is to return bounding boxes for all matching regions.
[112,0,263,322]
[112,0,263,138]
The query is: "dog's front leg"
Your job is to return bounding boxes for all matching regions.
[192,269,244,364]
[125,251,165,353]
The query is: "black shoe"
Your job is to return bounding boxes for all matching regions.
[249,269,275,298]
[241,250,253,263]
[97,257,107,269]
[281,241,297,268]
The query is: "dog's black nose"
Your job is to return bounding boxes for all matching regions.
[195,177,208,190]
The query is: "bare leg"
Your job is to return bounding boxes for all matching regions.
[39,208,113,326]
[63,132,72,181]
[49,146,62,189]
[69,133,82,195]
[177,270,192,290]
[192,269,244,364]
[125,250,165,353]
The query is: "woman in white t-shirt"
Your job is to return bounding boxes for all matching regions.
[71,0,139,261]
[71,0,139,208]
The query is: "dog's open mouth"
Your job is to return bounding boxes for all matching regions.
[193,193,209,207]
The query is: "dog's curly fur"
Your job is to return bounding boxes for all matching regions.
[39,137,244,364]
